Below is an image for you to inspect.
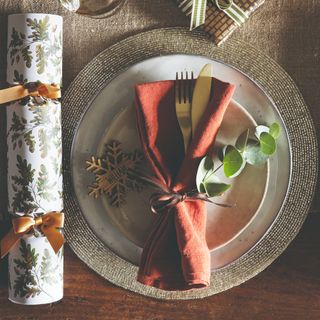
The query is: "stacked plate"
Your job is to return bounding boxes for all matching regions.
[62,28,317,299]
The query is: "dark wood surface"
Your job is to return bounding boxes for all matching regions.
[0,214,319,319]
[1,0,320,319]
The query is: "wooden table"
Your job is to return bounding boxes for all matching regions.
[1,215,319,319]
[0,0,320,319]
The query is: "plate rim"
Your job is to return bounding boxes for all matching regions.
[62,27,318,300]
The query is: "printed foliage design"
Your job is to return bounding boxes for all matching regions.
[9,111,36,153]
[37,164,57,201]
[40,248,60,286]
[8,16,62,78]
[28,100,62,158]
[13,239,40,298]
[8,27,31,67]
[11,155,58,213]
[86,141,145,207]
[13,239,62,299]
[13,70,28,84]
[8,98,62,159]
[11,155,38,213]
[8,98,62,215]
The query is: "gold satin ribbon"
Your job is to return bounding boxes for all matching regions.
[0,82,61,105]
[0,211,65,259]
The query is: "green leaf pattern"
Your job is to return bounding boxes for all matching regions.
[28,101,62,159]
[37,165,57,201]
[8,95,61,160]
[9,111,36,153]
[40,249,59,286]
[7,15,63,303]
[13,239,40,298]
[11,238,63,299]
[11,155,38,213]
[8,99,62,214]
[8,16,62,79]
[13,70,28,84]
[10,154,61,213]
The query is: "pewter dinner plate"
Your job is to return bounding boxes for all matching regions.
[70,55,289,269]
[62,28,317,299]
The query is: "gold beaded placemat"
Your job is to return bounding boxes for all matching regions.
[62,28,318,300]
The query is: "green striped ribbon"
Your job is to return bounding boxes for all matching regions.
[215,0,248,26]
[179,0,248,30]
[179,0,207,30]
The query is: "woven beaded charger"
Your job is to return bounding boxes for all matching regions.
[62,28,318,300]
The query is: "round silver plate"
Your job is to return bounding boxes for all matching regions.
[62,28,317,300]
[71,55,288,269]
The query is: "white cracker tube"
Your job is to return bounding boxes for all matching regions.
[6,13,63,305]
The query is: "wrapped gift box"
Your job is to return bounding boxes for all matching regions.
[177,0,265,45]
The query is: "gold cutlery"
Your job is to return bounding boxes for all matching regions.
[191,64,213,136]
[175,71,194,153]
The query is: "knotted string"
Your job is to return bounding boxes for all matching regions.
[131,170,232,214]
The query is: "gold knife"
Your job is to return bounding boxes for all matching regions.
[191,64,212,136]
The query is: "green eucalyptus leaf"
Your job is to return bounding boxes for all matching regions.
[217,147,224,162]
[199,182,206,194]
[203,181,231,197]
[235,128,249,152]
[203,170,222,184]
[260,132,276,155]
[203,155,214,171]
[196,156,214,191]
[243,143,269,165]
[255,125,269,139]
[223,145,245,178]
[269,122,280,139]
[201,173,231,197]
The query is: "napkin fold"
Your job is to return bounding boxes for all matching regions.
[134,78,235,291]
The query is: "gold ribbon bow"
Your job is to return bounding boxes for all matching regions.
[0,211,65,259]
[0,82,61,105]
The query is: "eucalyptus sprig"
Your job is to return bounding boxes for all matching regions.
[196,156,231,197]
[196,122,280,198]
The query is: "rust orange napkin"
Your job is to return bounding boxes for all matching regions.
[134,78,235,291]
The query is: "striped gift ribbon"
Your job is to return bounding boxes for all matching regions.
[179,0,248,30]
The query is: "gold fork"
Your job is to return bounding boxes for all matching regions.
[175,71,194,153]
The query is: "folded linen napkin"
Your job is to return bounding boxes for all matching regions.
[134,78,235,290]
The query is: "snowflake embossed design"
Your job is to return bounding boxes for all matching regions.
[86,141,145,207]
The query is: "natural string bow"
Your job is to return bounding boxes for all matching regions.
[134,173,231,214]
[150,190,226,214]
[179,0,248,30]
[0,211,65,259]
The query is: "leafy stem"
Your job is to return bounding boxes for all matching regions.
[196,122,281,198]
[13,239,59,299]
[8,16,62,75]
[205,163,224,181]
[32,267,52,299]
[30,183,47,212]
